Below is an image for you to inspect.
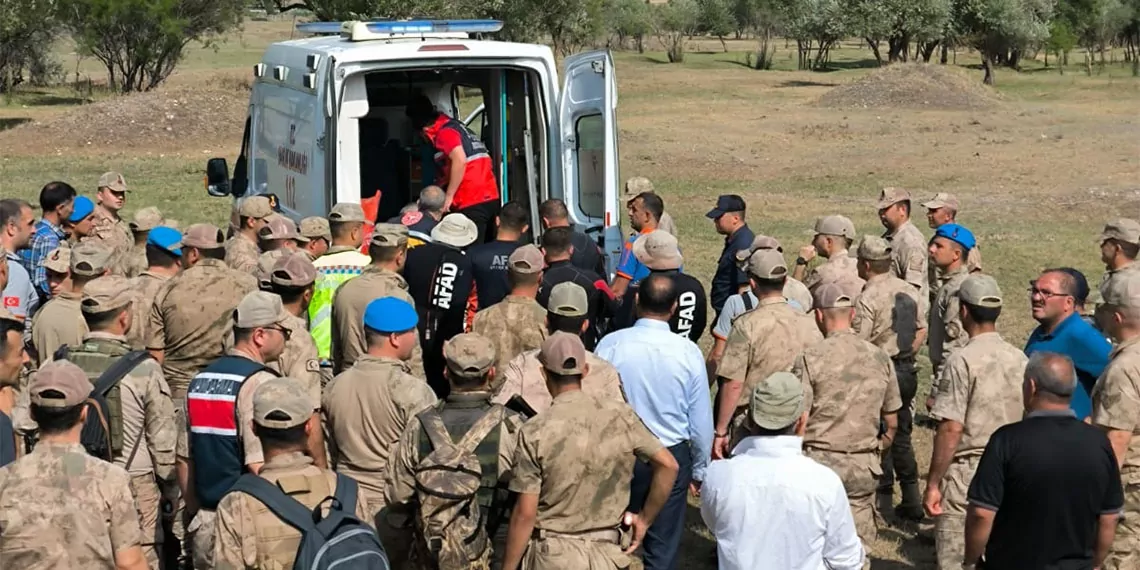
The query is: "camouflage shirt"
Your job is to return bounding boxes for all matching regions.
[1092,335,1140,473]
[0,441,142,569]
[929,246,983,299]
[930,332,1027,456]
[30,292,87,365]
[852,273,925,360]
[884,221,928,293]
[330,265,422,376]
[794,330,902,452]
[928,265,970,394]
[224,235,260,274]
[269,312,327,398]
[123,243,147,279]
[492,348,625,413]
[718,297,823,409]
[471,296,548,391]
[803,250,866,295]
[126,271,171,351]
[86,208,133,276]
[1099,262,1140,303]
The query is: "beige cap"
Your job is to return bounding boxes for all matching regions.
[623,177,654,200]
[81,275,135,314]
[369,223,409,248]
[31,360,91,408]
[539,332,586,375]
[97,171,127,192]
[959,274,1003,308]
[856,235,892,261]
[252,377,316,429]
[235,291,289,328]
[255,254,278,289]
[431,214,478,248]
[182,223,224,249]
[329,202,366,223]
[271,253,317,287]
[750,371,806,430]
[70,242,114,277]
[299,217,331,242]
[129,207,164,232]
[509,245,545,274]
[1103,271,1140,308]
[548,282,589,317]
[812,215,856,239]
[876,187,911,210]
[633,230,683,271]
[443,333,496,378]
[745,249,788,280]
[0,307,19,326]
[1099,218,1140,246]
[922,192,960,211]
[813,282,856,309]
[735,235,783,264]
[238,196,273,219]
[259,215,305,242]
[43,246,70,274]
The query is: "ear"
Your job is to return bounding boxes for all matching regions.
[522,223,530,235]
[79,405,89,424]
[581,362,591,377]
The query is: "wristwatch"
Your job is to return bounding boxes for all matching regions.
[795,257,808,265]
[714,431,728,438]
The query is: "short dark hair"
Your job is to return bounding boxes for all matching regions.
[866,259,893,274]
[0,319,23,359]
[188,246,224,261]
[145,243,180,268]
[31,401,85,435]
[499,202,529,232]
[39,182,77,213]
[963,301,1001,324]
[541,227,574,257]
[84,305,128,331]
[368,242,405,263]
[448,369,490,390]
[1051,268,1089,305]
[751,276,786,296]
[330,220,362,241]
[544,370,583,386]
[271,283,310,305]
[538,199,569,222]
[1111,239,1140,261]
[406,93,440,129]
[364,326,414,348]
[233,326,254,344]
[752,421,799,437]
[636,193,664,222]
[508,270,541,289]
[0,199,30,228]
[547,313,587,335]
[896,200,911,216]
[637,274,677,316]
[252,419,308,453]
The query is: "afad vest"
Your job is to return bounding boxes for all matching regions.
[428,117,497,210]
[186,355,276,510]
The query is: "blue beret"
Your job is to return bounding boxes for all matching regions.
[147,226,183,256]
[363,297,418,333]
[934,223,976,251]
[68,196,94,223]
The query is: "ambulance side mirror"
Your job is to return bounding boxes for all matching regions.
[206,158,231,197]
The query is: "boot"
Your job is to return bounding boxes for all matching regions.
[895,482,925,522]
[875,489,894,527]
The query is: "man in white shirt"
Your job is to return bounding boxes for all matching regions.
[701,371,865,570]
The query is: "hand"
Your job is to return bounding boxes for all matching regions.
[443,196,454,212]
[622,512,649,554]
[798,245,816,263]
[712,435,729,460]
[925,396,936,413]
[923,484,943,517]
[689,481,702,497]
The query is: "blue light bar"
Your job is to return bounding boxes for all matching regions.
[296,19,504,36]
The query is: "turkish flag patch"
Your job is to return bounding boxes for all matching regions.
[3,297,18,308]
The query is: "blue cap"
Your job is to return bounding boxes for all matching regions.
[68,196,94,223]
[934,223,976,251]
[147,226,183,256]
[363,297,418,333]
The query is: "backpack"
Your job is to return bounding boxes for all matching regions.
[53,345,152,461]
[228,472,390,570]
[412,406,503,569]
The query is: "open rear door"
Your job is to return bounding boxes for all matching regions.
[560,49,622,277]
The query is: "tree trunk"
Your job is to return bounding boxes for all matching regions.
[1007,48,1021,70]
[921,41,939,63]
[866,38,883,66]
[941,44,948,64]
[720,36,728,53]
[636,34,645,54]
[982,54,995,85]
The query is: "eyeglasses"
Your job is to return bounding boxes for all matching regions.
[1027,287,1071,300]
[265,325,292,341]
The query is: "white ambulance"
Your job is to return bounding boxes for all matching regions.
[205,19,623,272]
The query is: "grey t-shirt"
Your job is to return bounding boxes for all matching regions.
[0,411,15,467]
[712,290,808,339]
[3,252,38,333]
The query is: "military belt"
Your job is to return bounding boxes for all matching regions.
[804,446,879,455]
[532,527,620,543]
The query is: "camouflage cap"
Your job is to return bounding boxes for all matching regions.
[97,171,127,192]
[1099,218,1140,246]
[252,377,316,429]
[369,223,409,248]
[182,223,224,249]
[735,235,783,264]
[81,275,135,314]
[856,235,892,261]
[811,215,856,239]
[299,216,331,242]
[31,360,91,408]
[813,282,855,309]
[431,213,478,248]
[509,244,545,275]
[255,254,278,290]
[235,291,289,328]
[623,176,654,201]
[271,252,317,288]
[259,214,306,242]
[129,207,164,232]
[922,192,960,211]
[876,187,911,210]
[633,230,683,271]
[548,282,589,317]
[1102,271,1140,308]
[43,246,70,274]
[443,333,496,379]
[750,371,806,430]
[0,307,19,326]
[958,274,1003,308]
[539,332,586,375]
[328,202,366,223]
[745,249,788,280]
[238,196,273,220]
[70,242,114,277]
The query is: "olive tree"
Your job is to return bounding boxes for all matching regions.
[652,0,702,63]
[777,0,849,69]
[955,0,1053,84]
[0,0,59,93]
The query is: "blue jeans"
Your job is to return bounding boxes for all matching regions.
[628,441,692,570]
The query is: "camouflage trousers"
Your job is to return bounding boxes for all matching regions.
[935,455,979,570]
[187,509,216,570]
[365,490,414,570]
[522,530,635,570]
[804,447,879,567]
[1103,471,1140,570]
[129,473,164,570]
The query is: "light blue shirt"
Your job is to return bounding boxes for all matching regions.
[596,318,713,480]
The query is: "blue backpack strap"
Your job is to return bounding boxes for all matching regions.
[331,473,358,514]
[228,473,317,533]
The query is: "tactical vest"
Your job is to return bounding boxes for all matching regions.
[65,337,132,454]
[432,118,490,173]
[187,355,275,510]
[416,401,510,523]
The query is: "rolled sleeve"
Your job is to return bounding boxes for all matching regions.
[930,357,969,423]
[717,322,753,383]
[509,427,542,495]
[1092,361,1140,433]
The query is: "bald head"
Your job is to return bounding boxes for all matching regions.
[636,273,677,319]
[1025,351,1077,401]
[418,186,446,215]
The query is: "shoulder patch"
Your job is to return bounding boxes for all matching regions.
[401,211,423,226]
[305,359,320,372]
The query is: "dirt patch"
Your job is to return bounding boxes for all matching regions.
[816,63,1003,110]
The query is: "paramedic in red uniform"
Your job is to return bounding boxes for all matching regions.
[406,94,501,244]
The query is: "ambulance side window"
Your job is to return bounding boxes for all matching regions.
[575,114,605,218]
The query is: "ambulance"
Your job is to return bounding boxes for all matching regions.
[204,19,624,272]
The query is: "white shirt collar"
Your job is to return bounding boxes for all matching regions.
[731,435,804,458]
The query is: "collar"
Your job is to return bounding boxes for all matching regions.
[39,218,65,235]
[547,258,572,267]
[194,258,227,270]
[1110,335,1140,359]
[506,295,538,305]
[139,270,172,281]
[362,265,403,279]
[825,329,855,339]
[865,273,891,286]
[83,331,129,344]
[634,318,672,331]
[326,244,361,255]
[968,331,1002,344]
[424,114,450,139]
[940,265,969,280]
[355,354,411,370]
[227,346,264,363]
[5,250,18,262]
[826,249,850,261]
[1036,311,1081,339]
[55,290,83,301]
[94,206,120,223]
[732,435,804,458]
[1109,260,1136,275]
[1026,409,1077,419]
[550,389,588,406]
[34,441,87,455]
[883,220,917,240]
[446,391,493,407]
[261,451,313,472]
[725,224,751,244]
[758,296,787,307]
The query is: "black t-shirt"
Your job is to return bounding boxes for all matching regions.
[967,411,1124,570]
[404,242,476,398]
[537,260,614,350]
[569,230,607,277]
[612,269,708,343]
[0,410,15,467]
[468,239,524,309]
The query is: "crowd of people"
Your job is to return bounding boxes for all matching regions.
[0,169,1135,570]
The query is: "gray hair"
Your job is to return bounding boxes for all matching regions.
[399,203,419,215]
[1025,351,1077,398]
[417,186,446,214]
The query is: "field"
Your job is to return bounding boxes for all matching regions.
[2,18,1139,569]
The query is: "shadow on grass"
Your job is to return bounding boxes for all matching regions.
[811,58,882,72]
[775,79,841,88]
[677,503,717,569]
[0,118,32,132]
[12,91,90,107]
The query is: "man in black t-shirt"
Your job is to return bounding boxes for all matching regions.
[965,352,1123,570]
[538,199,607,277]
[537,227,614,350]
[611,230,707,343]
[468,201,528,309]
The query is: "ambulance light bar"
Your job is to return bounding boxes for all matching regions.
[296,19,504,40]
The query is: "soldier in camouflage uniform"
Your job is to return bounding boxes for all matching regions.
[323,296,438,566]
[925,274,1026,570]
[1092,270,1140,570]
[124,206,165,278]
[148,223,259,403]
[927,223,975,409]
[32,242,113,365]
[126,226,182,351]
[224,196,272,273]
[268,252,330,399]
[877,187,929,314]
[41,245,72,299]
[67,275,178,569]
[922,193,983,297]
[85,172,134,274]
[299,216,331,260]
[853,235,927,522]
[0,360,148,569]
[502,333,679,570]
[714,249,822,457]
[794,215,865,296]
[1097,218,1140,302]
[387,333,527,569]
[472,245,548,392]
[257,214,307,272]
[793,282,901,559]
[213,376,374,569]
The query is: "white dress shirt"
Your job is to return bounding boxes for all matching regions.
[700,436,864,570]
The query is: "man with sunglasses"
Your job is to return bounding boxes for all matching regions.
[1025,269,1111,420]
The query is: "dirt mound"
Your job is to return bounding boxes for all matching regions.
[1,73,251,155]
[816,63,1002,110]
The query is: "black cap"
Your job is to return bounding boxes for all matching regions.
[706,194,746,219]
